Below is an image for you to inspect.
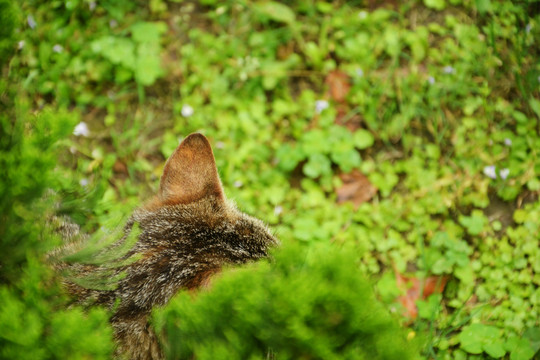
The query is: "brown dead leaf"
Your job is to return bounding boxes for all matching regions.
[325,70,350,103]
[395,272,421,320]
[113,159,128,175]
[422,276,449,298]
[394,268,449,320]
[277,41,295,60]
[336,170,377,208]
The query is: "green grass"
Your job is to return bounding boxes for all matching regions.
[3,0,540,359]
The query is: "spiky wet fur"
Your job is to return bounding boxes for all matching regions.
[59,197,277,359]
[59,196,276,359]
[54,133,277,359]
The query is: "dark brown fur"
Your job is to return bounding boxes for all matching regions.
[54,134,278,359]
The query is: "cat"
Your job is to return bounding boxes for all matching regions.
[53,133,278,359]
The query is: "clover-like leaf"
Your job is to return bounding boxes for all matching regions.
[131,22,167,44]
[459,210,486,235]
[506,336,536,360]
[353,129,374,149]
[255,1,295,24]
[303,153,331,178]
[459,324,504,356]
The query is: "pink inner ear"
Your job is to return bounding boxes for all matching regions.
[158,133,224,205]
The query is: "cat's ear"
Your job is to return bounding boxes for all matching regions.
[158,133,224,205]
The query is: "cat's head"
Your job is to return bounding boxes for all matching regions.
[138,133,278,277]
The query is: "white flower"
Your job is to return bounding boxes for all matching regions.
[53,44,63,53]
[233,180,243,188]
[89,1,96,11]
[356,68,364,77]
[315,100,329,114]
[504,138,512,146]
[18,40,25,50]
[216,141,225,149]
[358,11,368,20]
[483,165,497,179]
[181,104,194,117]
[73,122,90,137]
[109,20,118,28]
[526,23,532,33]
[274,205,283,216]
[499,168,510,180]
[443,66,455,74]
[428,76,435,84]
[27,15,37,29]
[79,178,89,186]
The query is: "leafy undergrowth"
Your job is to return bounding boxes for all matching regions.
[3,0,540,359]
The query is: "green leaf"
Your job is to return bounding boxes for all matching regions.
[459,211,486,235]
[459,324,504,355]
[506,336,536,360]
[424,0,446,10]
[331,150,361,172]
[301,129,331,154]
[454,266,474,284]
[276,143,305,172]
[527,178,540,191]
[255,2,295,24]
[303,153,331,178]
[529,98,540,120]
[523,327,540,353]
[292,217,319,241]
[131,22,167,43]
[484,342,506,358]
[475,0,492,14]
[459,324,484,354]
[513,209,527,224]
[353,129,374,149]
[91,37,136,69]
[135,43,163,86]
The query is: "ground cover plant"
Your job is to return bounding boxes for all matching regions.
[1,0,539,359]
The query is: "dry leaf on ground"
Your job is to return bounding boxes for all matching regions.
[336,170,377,208]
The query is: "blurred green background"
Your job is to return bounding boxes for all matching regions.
[1,0,539,359]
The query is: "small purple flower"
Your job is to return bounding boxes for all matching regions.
[109,20,118,28]
[526,23,532,33]
[89,1,96,11]
[233,180,243,188]
[80,178,89,187]
[483,165,497,179]
[27,14,37,29]
[73,122,90,137]
[356,68,364,77]
[443,66,455,74]
[499,168,510,180]
[53,44,63,53]
[216,141,225,149]
[315,100,329,114]
[274,205,283,216]
[18,40,25,50]
[181,104,194,117]
[428,76,435,84]
[504,138,512,146]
